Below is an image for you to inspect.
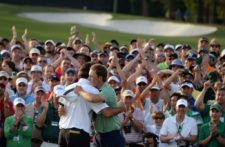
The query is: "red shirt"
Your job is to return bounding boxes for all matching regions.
[0,97,14,124]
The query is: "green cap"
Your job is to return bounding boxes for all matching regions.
[210,103,222,112]
[205,71,218,83]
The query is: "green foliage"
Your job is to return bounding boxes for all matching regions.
[183,0,196,21]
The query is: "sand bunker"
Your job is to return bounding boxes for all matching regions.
[18,12,217,37]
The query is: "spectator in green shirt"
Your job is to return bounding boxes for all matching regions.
[198,103,225,146]
[195,81,225,124]
[4,98,33,147]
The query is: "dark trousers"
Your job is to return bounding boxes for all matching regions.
[94,130,125,147]
[59,128,90,147]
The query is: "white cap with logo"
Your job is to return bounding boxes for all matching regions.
[13,97,25,106]
[176,99,188,108]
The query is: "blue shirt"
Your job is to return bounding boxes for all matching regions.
[10,93,34,104]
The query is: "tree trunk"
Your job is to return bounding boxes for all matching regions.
[142,0,149,16]
[196,0,203,22]
[209,0,216,23]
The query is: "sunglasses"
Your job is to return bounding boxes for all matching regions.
[18,83,26,87]
[210,44,220,48]
[16,104,24,107]
[153,117,163,120]
[32,53,39,56]
[0,77,7,81]
[38,60,47,63]
[24,61,32,64]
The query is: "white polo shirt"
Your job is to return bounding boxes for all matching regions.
[59,78,108,134]
[159,115,197,146]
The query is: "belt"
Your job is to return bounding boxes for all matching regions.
[43,139,58,144]
[99,130,121,136]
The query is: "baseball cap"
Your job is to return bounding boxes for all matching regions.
[49,75,60,81]
[107,76,120,83]
[176,99,188,108]
[98,52,108,57]
[29,48,40,55]
[182,44,192,50]
[199,37,209,42]
[125,54,135,61]
[122,90,135,98]
[119,45,128,51]
[54,85,66,98]
[74,53,91,62]
[130,49,139,55]
[34,86,45,93]
[150,85,161,91]
[31,65,42,72]
[74,38,82,44]
[90,50,99,57]
[11,45,22,52]
[169,59,183,68]
[164,44,174,51]
[175,44,183,51]
[65,68,76,75]
[13,97,25,106]
[45,40,55,46]
[181,82,194,89]
[110,45,119,52]
[16,71,28,77]
[0,71,9,79]
[16,77,28,85]
[0,50,10,57]
[136,76,148,85]
[205,71,218,83]
[210,103,222,112]
[22,57,33,64]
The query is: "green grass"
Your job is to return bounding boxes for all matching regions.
[0,3,225,49]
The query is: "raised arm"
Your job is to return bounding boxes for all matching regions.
[91,32,101,51]
[195,80,212,111]
[9,26,17,47]
[163,69,183,89]
[21,28,29,54]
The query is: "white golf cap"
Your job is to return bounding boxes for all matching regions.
[29,48,40,55]
[150,85,160,91]
[107,76,120,83]
[0,71,9,79]
[136,76,148,85]
[54,85,66,98]
[31,65,42,72]
[164,44,174,50]
[176,99,188,108]
[11,44,22,52]
[16,77,28,85]
[45,40,55,46]
[181,82,194,89]
[122,90,135,98]
[13,97,25,106]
